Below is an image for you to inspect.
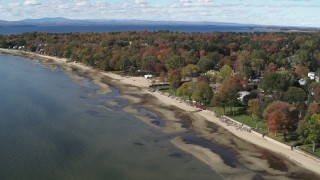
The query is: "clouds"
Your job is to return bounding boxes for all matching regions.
[0,0,319,27]
[171,0,218,8]
[24,0,41,6]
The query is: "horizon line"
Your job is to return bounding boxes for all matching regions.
[1,17,320,29]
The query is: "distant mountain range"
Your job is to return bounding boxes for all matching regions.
[0,17,319,32]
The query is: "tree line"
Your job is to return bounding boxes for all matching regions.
[1,31,320,152]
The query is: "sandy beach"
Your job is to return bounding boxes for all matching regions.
[1,48,320,179]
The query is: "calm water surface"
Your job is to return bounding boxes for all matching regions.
[0,25,286,35]
[0,54,220,179]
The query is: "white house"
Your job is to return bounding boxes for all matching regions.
[237,91,250,102]
[144,74,153,79]
[298,79,306,86]
[308,72,315,80]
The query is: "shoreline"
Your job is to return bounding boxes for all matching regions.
[1,48,320,178]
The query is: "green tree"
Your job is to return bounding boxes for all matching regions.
[247,98,260,128]
[252,49,267,60]
[197,58,215,72]
[166,54,184,70]
[191,81,213,104]
[293,49,312,67]
[181,50,194,65]
[118,56,131,71]
[212,89,228,115]
[237,50,252,78]
[305,114,320,152]
[304,102,320,121]
[181,64,199,77]
[284,87,307,118]
[219,64,233,82]
[250,58,264,75]
[206,51,221,66]
[177,82,194,100]
[259,72,294,98]
[284,87,307,105]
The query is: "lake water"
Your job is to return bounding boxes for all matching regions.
[0,25,286,35]
[0,54,220,179]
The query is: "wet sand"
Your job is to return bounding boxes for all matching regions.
[113,83,320,179]
[1,48,320,179]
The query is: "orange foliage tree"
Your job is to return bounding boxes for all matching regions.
[267,109,290,136]
[264,101,298,140]
[295,65,309,78]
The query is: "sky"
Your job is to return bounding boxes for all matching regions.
[0,0,320,27]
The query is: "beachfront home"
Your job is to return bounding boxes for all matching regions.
[144,74,153,79]
[237,91,250,102]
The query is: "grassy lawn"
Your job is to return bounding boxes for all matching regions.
[152,85,175,95]
[301,144,320,158]
[266,132,300,146]
[152,85,191,100]
[112,71,125,76]
[211,106,304,145]
[210,106,266,129]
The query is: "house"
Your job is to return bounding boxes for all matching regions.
[144,74,153,79]
[307,72,320,82]
[298,79,306,86]
[308,72,315,80]
[237,91,250,102]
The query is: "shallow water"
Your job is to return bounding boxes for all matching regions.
[0,54,221,180]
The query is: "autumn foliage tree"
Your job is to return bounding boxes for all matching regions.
[5,30,320,155]
[168,69,182,93]
[295,65,309,78]
[264,101,298,140]
[304,101,320,120]
[267,109,290,138]
[265,62,278,72]
[212,77,242,115]
[312,86,320,103]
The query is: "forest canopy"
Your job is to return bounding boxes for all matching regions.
[1,31,320,77]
